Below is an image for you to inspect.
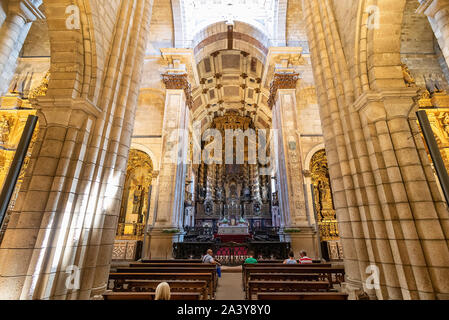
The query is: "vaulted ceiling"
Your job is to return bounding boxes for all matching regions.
[191,49,272,130]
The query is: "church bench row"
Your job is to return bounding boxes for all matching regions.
[109,273,215,299]
[243,266,345,292]
[242,263,333,289]
[256,292,349,301]
[247,280,332,300]
[103,291,202,301]
[249,273,325,282]
[141,259,202,263]
[110,279,209,300]
[116,266,218,290]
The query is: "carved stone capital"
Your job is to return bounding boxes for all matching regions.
[161,73,193,109]
[268,72,299,109]
[8,0,45,22]
[417,0,449,18]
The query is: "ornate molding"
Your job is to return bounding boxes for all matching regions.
[162,73,193,109]
[267,72,299,109]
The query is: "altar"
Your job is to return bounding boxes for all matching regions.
[218,225,249,235]
[215,219,250,243]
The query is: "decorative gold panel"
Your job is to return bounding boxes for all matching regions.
[310,149,340,242]
[116,149,153,241]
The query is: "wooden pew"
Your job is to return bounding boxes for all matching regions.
[109,273,215,299]
[114,280,208,300]
[242,264,334,290]
[247,280,331,300]
[249,273,323,282]
[103,291,201,300]
[257,292,348,301]
[129,263,213,268]
[117,266,218,291]
[140,259,202,263]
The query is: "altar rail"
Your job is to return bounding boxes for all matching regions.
[173,242,291,266]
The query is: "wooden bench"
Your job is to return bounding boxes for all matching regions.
[129,263,214,268]
[249,273,324,282]
[257,292,348,301]
[109,273,215,299]
[103,291,201,300]
[243,264,340,291]
[242,263,331,286]
[140,259,202,264]
[247,280,331,300]
[117,266,218,291]
[114,280,208,300]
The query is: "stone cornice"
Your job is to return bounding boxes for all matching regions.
[352,88,420,121]
[268,72,299,109]
[161,73,193,109]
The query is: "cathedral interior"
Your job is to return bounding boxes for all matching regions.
[0,0,449,301]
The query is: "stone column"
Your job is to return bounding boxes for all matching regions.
[0,0,44,95]
[270,72,318,258]
[418,0,449,68]
[147,73,192,259]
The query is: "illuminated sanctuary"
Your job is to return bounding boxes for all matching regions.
[0,0,448,301]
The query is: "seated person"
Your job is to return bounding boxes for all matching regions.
[244,251,258,264]
[155,282,171,300]
[299,250,313,264]
[202,249,222,277]
[283,251,298,264]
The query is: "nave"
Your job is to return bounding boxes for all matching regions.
[104,258,347,301]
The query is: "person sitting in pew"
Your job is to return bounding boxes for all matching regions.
[202,249,222,278]
[299,250,313,264]
[283,251,298,264]
[155,282,171,300]
[244,251,258,264]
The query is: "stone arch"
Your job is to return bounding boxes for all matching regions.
[131,142,159,171]
[358,0,408,90]
[193,21,269,64]
[304,143,325,171]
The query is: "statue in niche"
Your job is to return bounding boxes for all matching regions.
[272,192,279,206]
[243,185,251,200]
[318,180,332,209]
[441,113,449,138]
[215,185,224,201]
[253,201,261,215]
[0,117,11,145]
[198,185,206,201]
[261,184,269,202]
[132,185,144,215]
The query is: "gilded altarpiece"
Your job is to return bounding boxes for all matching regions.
[0,95,39,242]
[418,91,449,172]
[310,150,343,260]
[116,149,153,240]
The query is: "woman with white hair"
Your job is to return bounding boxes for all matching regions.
[155,282,171,300]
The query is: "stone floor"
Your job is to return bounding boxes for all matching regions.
[215,267,245,300]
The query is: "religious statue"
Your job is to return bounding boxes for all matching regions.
[261,184,269,202]
[215,185,224,201]
[132,185,143,215]
[441,113,449,138]
[401,63,416,87]
[0,117,11,146]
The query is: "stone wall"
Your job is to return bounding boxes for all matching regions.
[401,0,449,90]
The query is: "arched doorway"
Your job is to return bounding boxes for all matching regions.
[112,149,153,261]
[310,149,343,261]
